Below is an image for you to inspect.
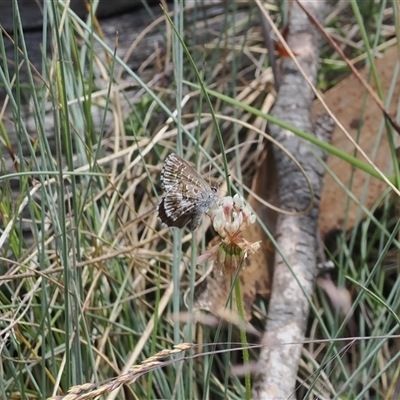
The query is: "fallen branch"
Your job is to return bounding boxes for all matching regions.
[253,1,333,398]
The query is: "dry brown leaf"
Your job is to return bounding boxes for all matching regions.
[192,151,274,321]
[192,232,272,322]
[315,46,399,239]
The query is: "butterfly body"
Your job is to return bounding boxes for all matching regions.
[158,153,218,230]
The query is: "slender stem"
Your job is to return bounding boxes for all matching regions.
[234,278,251,399]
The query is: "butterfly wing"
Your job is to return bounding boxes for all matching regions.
[158,193,196,229]
[160,153,211,192]
[158,179,206,230]
[158,153,217,230]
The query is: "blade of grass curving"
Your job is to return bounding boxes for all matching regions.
[186,81,397,189]
[350,0,400,189]
[161,5,231,193]
[171,4,185,398]
[56,2,212,158]
[158,9,255,394]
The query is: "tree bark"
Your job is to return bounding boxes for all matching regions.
[253,1,333,398]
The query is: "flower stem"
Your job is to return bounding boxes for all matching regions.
[234,278,251,399]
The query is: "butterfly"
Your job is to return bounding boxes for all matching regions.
[158,153,218,230]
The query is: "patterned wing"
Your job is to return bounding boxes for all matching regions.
[158,153,217,230]
[160,153,210,192]
[158,192,197,229]
[158,200,189,229]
